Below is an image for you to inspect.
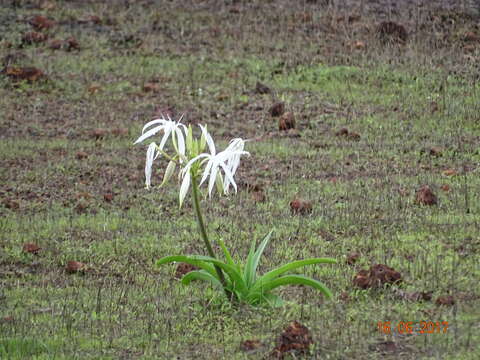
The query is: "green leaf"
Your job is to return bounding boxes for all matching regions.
[156,255,217,278]
[181,270,223,289]
[252,258,337,293]
[243,238,257,288]
[260,293,284,307]
[193,255,248,294]
[250,275,334,300]
[218,239,238,269]
[250,229,274,282]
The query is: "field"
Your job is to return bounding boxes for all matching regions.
[1,0,479,359]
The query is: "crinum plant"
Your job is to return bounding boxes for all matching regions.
[135,115,336,306]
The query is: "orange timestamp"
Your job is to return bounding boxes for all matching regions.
[377,321,449,335]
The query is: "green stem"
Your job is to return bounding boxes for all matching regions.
[191,173,234,301]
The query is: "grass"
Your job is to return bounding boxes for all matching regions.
[1,0,479,358]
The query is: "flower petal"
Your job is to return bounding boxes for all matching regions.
[207,161,219,197]
[134,125,164,144]
[141,118,167,134]
[145,142,157,188]
[219,161,237,193]
[199,124,215,155]
[179,170,191,207]
[175,127,186,158]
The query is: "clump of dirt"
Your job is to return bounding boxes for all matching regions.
[174,263,197,279]
[48,37,80,51]
[1,66,45,82]
[335,127,360,140]
[29,15,55,31]
[272,321,313,359]
[415,185,437,206]
[346,252,360,265]
[23,243,41,254]
[290,198,313,215]
[377,21,408,44]
[255,81,271,94]
[353,264,402,289]
[21,31,47,45]
[369,340,401,354]
[269,102,285,117]
[2,198,20,210]
[393,288,432,302]
[278,112,295,131]
[240,339,263,353]
[76,151,88,160]
[65,260,87,274]
[436,295,455,306]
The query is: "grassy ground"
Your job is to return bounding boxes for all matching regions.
[1,0,479,359]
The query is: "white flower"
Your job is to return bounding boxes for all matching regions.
[135,115,187,188]
[179,125,249,206]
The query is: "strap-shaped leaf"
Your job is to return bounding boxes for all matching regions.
[250,229,274,283]
[190,255,248,294]
[244,229,274,288]
[181,270,223,289]
[157,255,217,278]
[251,258,337,293]
[243,238,257,288]
[251,274,333,299]
[218,239,237,270]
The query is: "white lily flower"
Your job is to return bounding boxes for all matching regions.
[135,114,187,189]
[180,127,249,201]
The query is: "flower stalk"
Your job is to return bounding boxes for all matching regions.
[191,172,234,301]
